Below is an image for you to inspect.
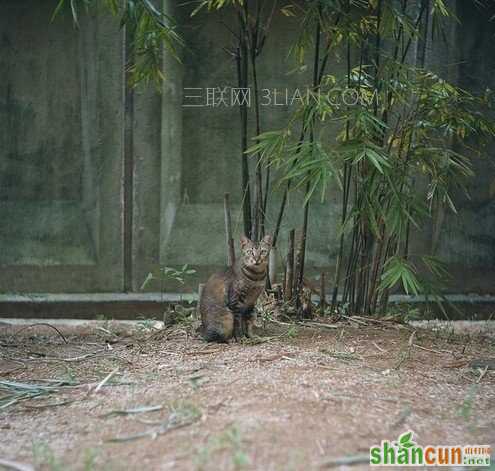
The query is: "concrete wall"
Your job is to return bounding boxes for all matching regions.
[0,0,493,295]
[416,0,495,293]
[0,1,124,291]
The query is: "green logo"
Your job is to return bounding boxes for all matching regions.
[370,431,491,467]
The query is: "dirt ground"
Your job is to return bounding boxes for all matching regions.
[0,317,494,471]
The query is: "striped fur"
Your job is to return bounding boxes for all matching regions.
[199,235,272,342]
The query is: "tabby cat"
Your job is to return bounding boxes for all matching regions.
[199,235,272,343]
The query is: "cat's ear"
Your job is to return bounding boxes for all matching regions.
[240,235,251,249]
[261,234,273,247]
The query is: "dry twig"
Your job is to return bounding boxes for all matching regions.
[11,323,68,344]
[0,459,34,471]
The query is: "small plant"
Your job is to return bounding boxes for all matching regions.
[194,425,250,471]
[320,348,360,362]
[141,264,197,313]
[169,400,202,424]
[32,442,64,471]
[62,364,78,384]
[225,427,251,470]
[141,264,196,291]
[459,383,478,421]
[285,325,299,339]
[83,448,99,471]
[140,264,197,325]
[187,373,210,391]
[136,316,157,331]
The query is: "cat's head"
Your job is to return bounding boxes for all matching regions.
[240,235,273,269]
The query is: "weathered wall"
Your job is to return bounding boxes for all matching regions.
[412,0,495,292]
[0,0,493,295]
[0,1,124,291]
[434,0,495,292]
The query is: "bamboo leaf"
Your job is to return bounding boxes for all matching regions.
[51,0,67,22]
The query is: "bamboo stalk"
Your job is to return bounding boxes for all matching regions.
[249,1,264,241]
[272,184,289,248]
[236,12,252,239]
[223,193,235,267]
[341,229,354,304]
[320,272,326,315]
[295,191,310,302]
[282,264,287,294]
[295,4,322,304]
[197,283,205,320]
[269,247,277,286]
[330,3,354,312]
[330,159,352,312]
[272,125,306,247]
[367,224,386,314]
[285,229,295,301]
[271,6,338,250]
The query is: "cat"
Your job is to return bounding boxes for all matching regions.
[199,234,272,343]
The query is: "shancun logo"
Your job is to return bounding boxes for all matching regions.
[369,431,491,467]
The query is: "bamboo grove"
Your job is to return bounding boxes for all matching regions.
[204,0,495,316]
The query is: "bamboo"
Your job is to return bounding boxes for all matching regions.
[295,4,322,303]
[320,272,326,315]
[197,283,205,320]
[271,9,337,249]
[272,125,306,247]
[272,184,289,248]
[223,193,235,267]
[249,0,264,241]
[367,224,386,314]
[330,159,352,312]
[293,231,304,307]
[295,190,310,302]
[282,263,287,299]
[285,229,295,301]
[269,247,277,286]
[330,3,353,312]
[236,12,252,239]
